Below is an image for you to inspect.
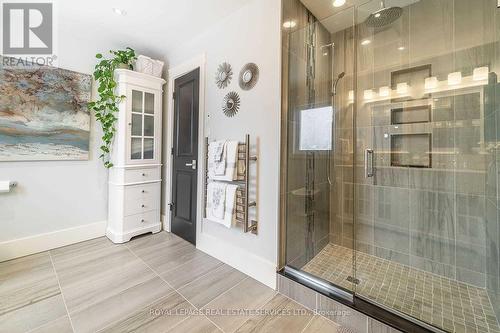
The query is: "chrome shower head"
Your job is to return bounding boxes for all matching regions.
[365,0,402,28]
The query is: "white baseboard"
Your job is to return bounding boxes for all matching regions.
[0,221,107,262]
[161,214,170,232]
[196,232,277,289]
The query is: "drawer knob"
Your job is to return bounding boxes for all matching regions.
[142,204,145,208]
[141,219,145,223]
[142,173,146,176]
[142,190,145,193]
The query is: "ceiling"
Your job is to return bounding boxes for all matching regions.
[299,0,420,33]
[55,0,252,69]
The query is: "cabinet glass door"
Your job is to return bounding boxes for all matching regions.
[130,89,156,161]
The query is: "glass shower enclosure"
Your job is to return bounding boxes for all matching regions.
[280,0,500,332]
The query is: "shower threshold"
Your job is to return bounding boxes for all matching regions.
[301,243,499,333]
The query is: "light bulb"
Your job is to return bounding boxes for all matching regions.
[424,77,438,90]
[283,20,297,29]
[448,72,462,86]
[364,89,374,100]
[333,0,346,7]
[397,83,409,94]
[348,90,354,101]
[112,8,127,16]
[379,86,390,97]
[473,67,489,81]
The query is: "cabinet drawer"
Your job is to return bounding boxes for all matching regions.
[124,183,160,216]
[123,210,159,230]
[124,167,160,184]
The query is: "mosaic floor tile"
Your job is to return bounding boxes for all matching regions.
[302,243,500,333]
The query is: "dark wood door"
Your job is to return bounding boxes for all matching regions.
[171,68,200,245]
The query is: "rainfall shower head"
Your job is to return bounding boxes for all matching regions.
[365,0,402,28]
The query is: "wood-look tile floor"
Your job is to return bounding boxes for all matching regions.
[0,232,340,333]
[303,243,500,333]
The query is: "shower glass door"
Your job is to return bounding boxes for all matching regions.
[353,0,500,332]
[282,0,499,331]
[283,5,356,294]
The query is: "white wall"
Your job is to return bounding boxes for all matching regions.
[166,0,282,287]
[0,24,167,245]
[0,0,282,281]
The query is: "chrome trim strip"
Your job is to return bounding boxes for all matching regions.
[283,266,354,303]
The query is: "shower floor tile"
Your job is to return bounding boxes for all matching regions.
[302,243,500,333]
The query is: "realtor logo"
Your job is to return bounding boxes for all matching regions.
[2,2,53,55]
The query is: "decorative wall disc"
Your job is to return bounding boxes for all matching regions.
[215,62,233,89]
[239,63,259,90]
[222,91,240,117]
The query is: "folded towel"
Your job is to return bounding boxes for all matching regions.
[212,140,226,162]
[209,141,238,181]
[206,182,238,228]
[208,182,227,219]
[208,141,227,176]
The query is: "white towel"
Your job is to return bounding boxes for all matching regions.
[208,141,227,176]
[212,140,225,162]
[206,182,238,228]
[208,182,227,219]
[209,141,238,181]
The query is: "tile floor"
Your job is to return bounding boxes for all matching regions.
[302,243,500,333]
[0,232,341,333]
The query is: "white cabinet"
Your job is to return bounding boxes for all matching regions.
[106,69,166,243]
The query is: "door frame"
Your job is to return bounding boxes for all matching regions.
[164,53,206,237]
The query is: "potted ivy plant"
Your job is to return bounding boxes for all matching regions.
[88,47,137,168]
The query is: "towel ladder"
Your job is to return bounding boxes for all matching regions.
[204,134,258,234]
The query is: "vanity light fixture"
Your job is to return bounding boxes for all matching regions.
[473,67,489,81]
[283,20,297,29]
[448,72,462,85]
[424,77,438,90]
[396,82,408,94]
[361,39,371,46]
[348,90,354,101]
[112,7,127,16]
[364,89,374,100]
[379,86,390,97]
[397,46,405,51]
[333,0,347,7]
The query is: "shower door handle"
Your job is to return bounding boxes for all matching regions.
[365,149,374,178]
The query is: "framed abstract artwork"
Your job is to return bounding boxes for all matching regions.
[0,58,92,161]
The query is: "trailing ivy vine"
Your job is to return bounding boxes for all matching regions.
[88,47,137,168]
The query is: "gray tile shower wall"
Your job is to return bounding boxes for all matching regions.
[327,0,500,288]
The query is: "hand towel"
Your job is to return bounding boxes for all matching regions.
[223,184,238,227]
[209,141,238,181]
[208,141,227,176]
[208,182,227,219]
[212,140,226,162]
[206,182,238,228]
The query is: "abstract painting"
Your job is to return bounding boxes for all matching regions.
[0,58,91,161]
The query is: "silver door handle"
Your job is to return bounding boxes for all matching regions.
[185,160,197,170]
[365,149,374,178]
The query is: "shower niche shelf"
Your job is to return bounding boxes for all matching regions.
[390,133,432,168]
